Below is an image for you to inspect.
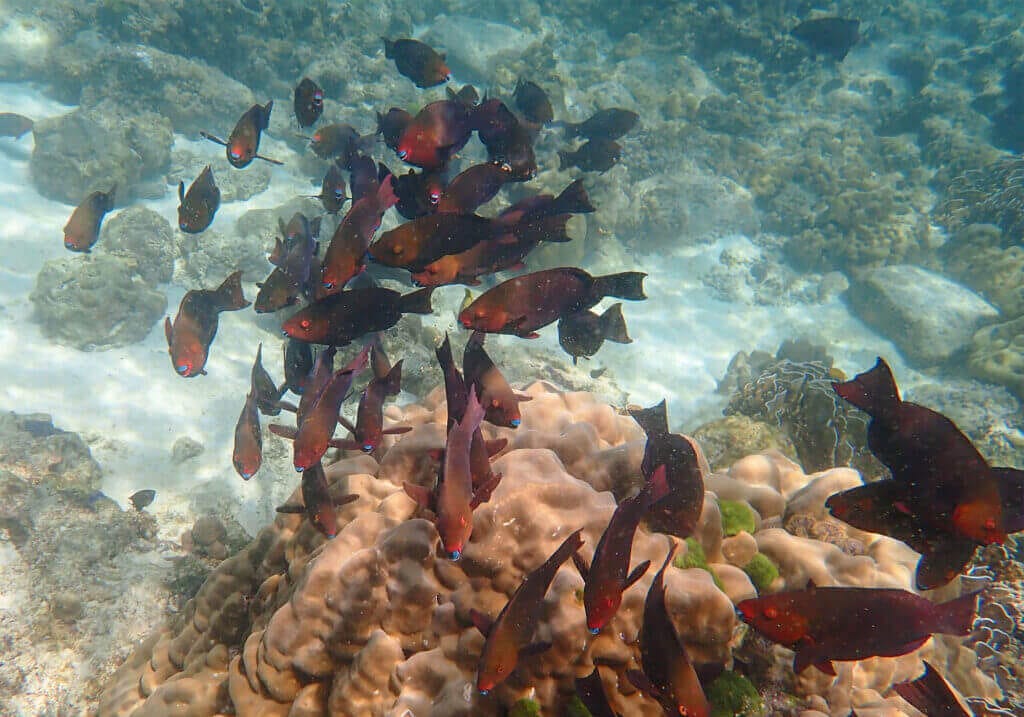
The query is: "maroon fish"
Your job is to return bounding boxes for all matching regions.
[737,584,979,675]
[232,383,262,480]
[376,107,412,152]
[472,99,538,180]
[396,99,473,170]
[575,668,623,717]
[293,77,324,128]
[626,543,710,717]
[893,661,972,717]
[383,37,450,88]
[272,212,319,288]
[368,212,501,272]
[472,528,585,694]
[447,84,480,107]
[250,343,284,416]
[495,179,595,223]
[463,331,532,428]
[410,232,533,287]
[275,461,358,538]
[514,79,554,125]
[200,101,282,168]
[282,286,434,346]
[320,176,398,292]
[254,266,300,314]
[165,271,249,377]
[283,338,314,396]
[629,400,706,539]
[63,187,116,252]
[459,268,646,338]
[574,476,658,633]
[558,304,632,364]
[435,162,512,214]
[337,341,411,453]
[177,165,220,233]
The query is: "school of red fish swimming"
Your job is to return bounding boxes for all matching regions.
[48,36,1023,716]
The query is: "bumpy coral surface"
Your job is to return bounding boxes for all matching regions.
[98,385,999,717]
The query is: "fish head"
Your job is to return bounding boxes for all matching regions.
[440,511,472,560]
[426,179,443,206]
[63,231,85,251]
[171,338,207,378]
[459,304,508,332]
[736,596,809,645]
[586,592,621,634]
[412,257,458,287]
[233,453,259,480]
[487,397,521,428]
[227,138,252,166]
[312,508,338,538]
[282,313,323,342]
[952,500,1005,545]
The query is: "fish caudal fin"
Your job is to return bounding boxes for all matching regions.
[399,287,434,315]
[894,662,968,717]
[552,528,586,567]
[552,178,596,214]
[599,303,631,344]
[381,359,404,396]
[215,270,250,311]
[592,271,647,302]
[831,357,900,417]
[931,591,981,636]
[629,399,669,437]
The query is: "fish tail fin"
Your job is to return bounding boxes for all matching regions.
[629,399,669,436]
[932,591,981,636]
[557,149,571,171]
[382,37,395,58]
[592,271,647,301]
[436,333,455,370]
[398,287,434,315]
[103,184,118,210]
[461,387,486,432]
[215,270,250,311]
[551,178,596,214]
[551,527,586,567]
[381,359,404,396]
[832,357,901,416]
[598,303,631,344]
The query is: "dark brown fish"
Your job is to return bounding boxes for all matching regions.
[459,268,646,338]
[177,165,220,233]
[281,286,434,346]
[293,77,324,128]
[559,139,621,172]
[563,108,639,141]
[435,162,511,214]
[463,331,532,428]
[893,661,972,717]
[275,461,358,539]
[200,101,281,168]
[792,17,861,62]
[251,343,284,416]
[336,341,410,454]
[254,266,300,314]
[393,168,447,220]
[283,338,314,396]
[0,112,33,139]
[575,668,623,717]
[63,187,116,252]
[164,270,250,377]
[472,528,585,694]
[232,384,262,480]
[557,303,632,364]
[320,176,398,292]
[128,489,156,511]
[376,107,413,152]
[514,79,554,125]
[472,99,538,180]
[383,37,450,88]
[737,584,979,675]
[314,159,348,214]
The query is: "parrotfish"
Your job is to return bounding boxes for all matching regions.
[627,543,710,717]
[254,267,300,314]
[376,107,413,152]
[559,139,621,173]
[893,661,972,717]
[383,37,450,88]
[165,270,249,377]
[319,176,398,292]
[575,668,623,717]
[313,159,348,214]
[368,212,501,272]
[177,165,220,233]
[348,155,388,203]
[200,101,282,168]
[283,338,314,396]
[495,179,596,223]
[250,343,285,416]
[0,112,33,139]
[629,400,706,539]
[392,168,447,220]
[396,99,473,170]
[310,122,371,165]
[435,162,512,214]
[275,461,358,538]
[558,303,632,364]
[736,583,979,675]
[792,17,861,62]
[63,187,116,252]
[514,79,554,125]
[272,212,320,288]
[293,77,324,128]
[472,99,537,180]
[459,268,647,338]
[410,232,534,287]
[574,476,657,633]
[336,340,411,453]
[562,108,639,141]
[232,383,262,480]
[281,286,434,346]
[473,528,585,694]
[463,331,532,428]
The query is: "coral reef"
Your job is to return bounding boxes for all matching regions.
[98,206,177,285]
[968,317,1024,401]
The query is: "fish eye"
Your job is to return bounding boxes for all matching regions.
[176,363,190,375]
[763,606,778,619]
[312,132,322,143]
[64,240,75,249]
[588,626,600,635]
[490,399,500,408]
[429,190,440,203]
[229,148,242,159]
[322,281,335,290]
[294,465,303,473]
[510,418,520,427]
[392,246,402,254]
[448,549,461,560]
[300,319,311,329]
[479,688,490,696]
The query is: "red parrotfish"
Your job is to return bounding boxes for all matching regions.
[472,528,585,694]
[250,343,285,416]
[562,108,639,141]
[177,165,220,233]
[893,661,972,717]
[393,168,447,220]
[629,400,706,539]
[312,159,348,214]
[736,583,980,675]
[463,331,532,428]
[0,112,33,139]
[310,123,373,166]
[574,477,659,633]
[336,340,411,453]
[200,101,282,168]
[283,338,314,396]
[268,346,368,471]
[276,461,358,539]
[396,99,473,170]
[435,162,512,214]
[376,107,413,152]
[232,382,262,480]
[382,37,450,88]
[282,286,434,346]
[558,304,632,364]
[459,268,647,338]
[627,543,710,717]
[496,178,596,223]
[575,668,623,717]
[63,187,116,252]
[368,212,501,272]
[514,79,554,125]
[164,270,249,377]
[319,175,398,292]
[293,77,324,128]
[559,139,621,173]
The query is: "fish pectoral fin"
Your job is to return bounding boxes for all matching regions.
[277,401,299,413]
[255,153,285,166]
[383,426,413,435]
[814,659,837,676]
[513,393,533,402]
[199,131,228,147]
[402,481,433,509]
[335,494,359,507]
[518,641,552,658]
[469,608,493,636]
[792,648,821,675]
[470,472,502,509]
[572,551,591,580]
[625,560,652,590]
[625,669,662,700]
[275,503,305,514]
[164,317,173,347]
[268,424,298,440]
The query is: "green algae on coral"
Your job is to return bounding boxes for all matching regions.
[719,500,756,537]
[676,537,724,590]
[742,553,779,593]
[706,671,766,717]
[510,698,542,717]
[565,695,594,717]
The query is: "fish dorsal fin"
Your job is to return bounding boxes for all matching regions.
[275,503,305,514]
[178,181,186,203]
[469,608,493,636]
[163,317,173,347]
[625,560,652,590]
[806,578,818,590]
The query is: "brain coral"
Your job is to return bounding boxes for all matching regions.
[97,384,1000,716]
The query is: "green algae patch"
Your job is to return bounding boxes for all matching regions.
[510,698,542,717]
[675,538,724,590]
[706,671,765,717]
[566,695,594,717]
[742,552,780,592]
[719,499,756,536]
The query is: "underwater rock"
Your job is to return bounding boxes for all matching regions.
[421,15,533,84]
[691,414,797,472]
[98,206,177,284]
[0,11,56,80]
[29,102,172,204]
[30,254,167,351]
[943,224,1024,319]
[847,264,999,367]
[171,436,204,464]
[0,412,102,495]
[174,228,270,286]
